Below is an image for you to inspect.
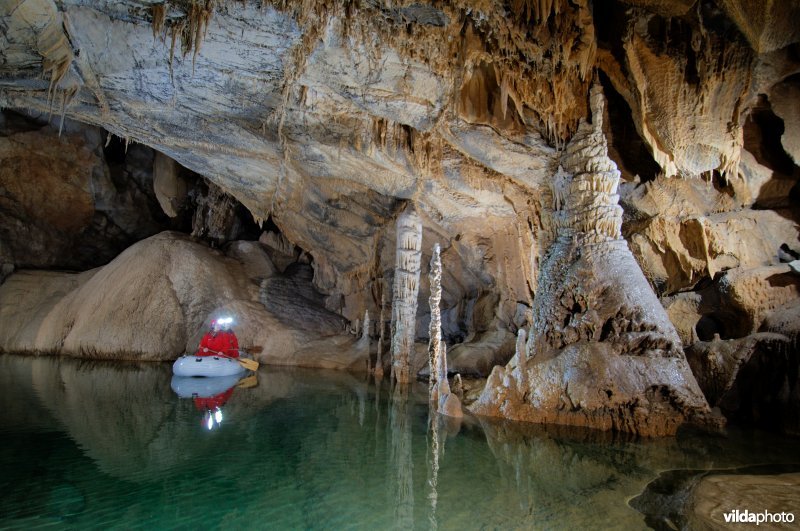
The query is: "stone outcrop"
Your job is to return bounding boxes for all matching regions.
[0,231,354,365]
[471,87,715,436]
[628,210,799,295]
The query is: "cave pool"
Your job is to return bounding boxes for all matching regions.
[1,354,797,530]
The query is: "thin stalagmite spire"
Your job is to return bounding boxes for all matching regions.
[428,243,442,399]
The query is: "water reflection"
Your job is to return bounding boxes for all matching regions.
[389,384,414,529]
[0,354,798,530]
[171,374,244,430]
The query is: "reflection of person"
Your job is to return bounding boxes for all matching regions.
[196,317,239,358]
[194,388,233,430]
[193,388,233,412]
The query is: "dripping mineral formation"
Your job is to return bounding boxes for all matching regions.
[1,0,798,435]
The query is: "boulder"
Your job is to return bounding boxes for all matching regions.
[418,328,515,379]
[0,232,328,363]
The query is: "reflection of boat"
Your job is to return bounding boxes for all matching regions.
[170,374,240,431]
[170,375,241,398]
[172,355,245,377]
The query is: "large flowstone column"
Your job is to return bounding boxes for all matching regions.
[390,208,422,384]
[471,86,718,436]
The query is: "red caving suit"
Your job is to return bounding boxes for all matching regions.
[196,330,240,358]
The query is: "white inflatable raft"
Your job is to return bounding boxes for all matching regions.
[172,355,246,378]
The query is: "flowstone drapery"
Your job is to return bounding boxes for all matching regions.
[471,86,717,436]
[390,208,422,384]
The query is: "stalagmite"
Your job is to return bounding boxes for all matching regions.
[525,324,535,361]
[438,343,450,395]
[452,373,464,400]
[390,208,422,384]
[470,85,716,436]
[428,243,443,400]
[436,342,463,418]
[358,310,370,346]
[358,310,370,371]
[375,290,386,379]
[515,328,527,388]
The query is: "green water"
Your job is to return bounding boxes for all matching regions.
[0,354,797,530]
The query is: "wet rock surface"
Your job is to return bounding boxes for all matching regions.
[630,465,800,531]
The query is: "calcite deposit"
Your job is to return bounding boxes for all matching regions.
[470,87,716,436]
[1,0,799,434]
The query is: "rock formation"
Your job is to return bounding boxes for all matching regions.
[471,87,716,436]
[0,231,366,368]
[428,243,443,397]
[1,0,799,433]
[390,208,422,384]
[426,241,463,417]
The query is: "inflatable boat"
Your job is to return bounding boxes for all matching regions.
[172,355,246,378]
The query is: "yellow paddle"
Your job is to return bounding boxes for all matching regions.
[207,349,260,371]
[237,374,258,388]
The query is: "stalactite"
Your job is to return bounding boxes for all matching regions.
[428,243,443,400]
[452,373,464,400]
[151,4,166,40]
[390,208,422,384]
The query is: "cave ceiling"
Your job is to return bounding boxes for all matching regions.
[1,0,799,296]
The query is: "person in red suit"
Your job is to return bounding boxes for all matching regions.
[196,317,240,358]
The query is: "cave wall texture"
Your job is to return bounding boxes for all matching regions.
[1,0,799,434]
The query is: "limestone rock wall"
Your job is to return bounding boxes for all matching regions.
[0,111,168,273]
